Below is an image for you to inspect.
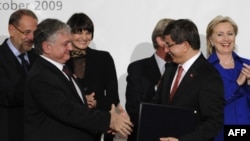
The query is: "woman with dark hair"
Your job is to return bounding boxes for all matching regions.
[66,13,120,141]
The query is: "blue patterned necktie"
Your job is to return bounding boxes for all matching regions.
[18,53,30,74]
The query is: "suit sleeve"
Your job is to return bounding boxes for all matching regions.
[125,63,145,125]
[26,70,111,133]
[95,52,120,111]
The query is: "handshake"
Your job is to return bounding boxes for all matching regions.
[85,93,133,137]
[109,104,134,138]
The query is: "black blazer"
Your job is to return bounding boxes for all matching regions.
[24,57,111,141]
[156,54,225,141]
[67,47,119,111]
[125,55,162,141]
[0,39,38,141]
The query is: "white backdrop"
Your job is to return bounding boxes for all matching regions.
[1,0,249,140]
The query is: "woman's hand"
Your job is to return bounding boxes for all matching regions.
[85,92,97,108]
[237,63,250,85]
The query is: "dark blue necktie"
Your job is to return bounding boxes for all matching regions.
[18,53,30,74]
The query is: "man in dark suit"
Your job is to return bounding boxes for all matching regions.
[155,19,225,141]
[24,18,133,141]
[0,9,38,141]
[125,18,174,141]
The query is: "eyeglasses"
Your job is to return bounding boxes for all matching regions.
[12,24,32,36]
[166,43,178,48]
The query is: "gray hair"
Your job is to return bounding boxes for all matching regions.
[34,18,71,54]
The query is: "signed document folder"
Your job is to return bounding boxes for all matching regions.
[137,102,197,141]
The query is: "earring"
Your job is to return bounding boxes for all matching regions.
[210,42,214,47]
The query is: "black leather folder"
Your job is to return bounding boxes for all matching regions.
[137,102,198,141]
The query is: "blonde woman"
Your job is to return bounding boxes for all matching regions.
[206,15,250,141]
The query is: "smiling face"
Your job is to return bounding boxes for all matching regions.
[164,35,187,64]
[71,30,92,50]
[43,32,73,64]
[9,15,37,53]
[210,22,236,55]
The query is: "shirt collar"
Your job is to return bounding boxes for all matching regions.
[7,38,22,57]
[154,53,166,75]
[40,55,64,71]
[181,51,201,73]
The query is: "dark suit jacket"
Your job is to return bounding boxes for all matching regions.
[24,57,111,141]
[125,55,162,141]
[0,39,38,141]
[155,54,225,141]
[67,47,120,111]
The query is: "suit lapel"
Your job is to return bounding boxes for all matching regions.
[157,62,177,104]
[39,57,86,105]
[71,76,87,104]
[27,49,38,66]
[1,40,26,75]
[172,54,205,103]
[143,56,162,101]
[144,56,161,84]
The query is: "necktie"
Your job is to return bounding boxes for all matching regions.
[62,65,73,80]
[18,53,30,74]
[62,65,85,102]
[170,66,183,101]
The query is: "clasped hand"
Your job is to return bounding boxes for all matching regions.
[85,92,96,108]
[237,63,250,85]
[109,104,133,137]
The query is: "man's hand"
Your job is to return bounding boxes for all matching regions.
[109,104,133,137]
